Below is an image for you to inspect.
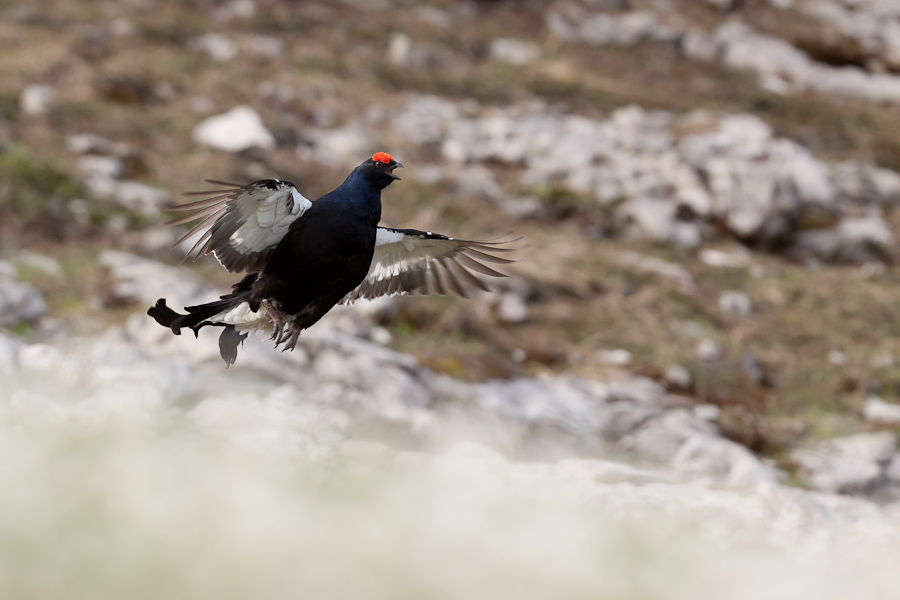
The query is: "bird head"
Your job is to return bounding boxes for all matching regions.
[359,152,403,189]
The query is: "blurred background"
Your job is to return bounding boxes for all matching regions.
[5,0,900,597]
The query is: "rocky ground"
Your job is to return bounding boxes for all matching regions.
[5,0,900,596]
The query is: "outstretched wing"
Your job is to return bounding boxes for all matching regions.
[167,179,312,273]
[341,227,518,304]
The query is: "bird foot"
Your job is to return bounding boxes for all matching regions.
[278,326,301,352]
[265,303,286,342]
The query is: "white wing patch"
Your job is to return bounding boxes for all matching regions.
[342,227,518,304]
[168,179,312,273]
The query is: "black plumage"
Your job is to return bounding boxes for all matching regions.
[148,153,517,365]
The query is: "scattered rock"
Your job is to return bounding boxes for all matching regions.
[719,290,752,317]
[191,33,238,62]
[828,349,848,366]
[493,294,526,325]
[66,133,134,158]
[863,397,900,425]
[699,248,751,268]
[0,277,47,327]
[792,432,897,494]
[14,252,62,277]
[193,106,276,152]
[794,210,894,263]
[19,84,55,116]
[596,349,632,366]
[490,38,539,65]
[664,364,693,390]
[696,338,723,361]
[243,35,284,59]
[548,7,677,46]
[388,32,430,70]
[332,94,896,263]
[617,251,695,292]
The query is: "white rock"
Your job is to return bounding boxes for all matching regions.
[490,38,539,65]
[78,155,123,180]
[696,339,722,361]
[244,35,284,59]
[0,261,15,279]
[596,349,632,366]
[0,278,47,326]
[497,292,528,324]
[863,397,900,425]
[682,30,719,62]
[193,106,276,152]
[20,84,55,116]
[793,432,897,493]
[388,32,428,70]
[673,434,778,489]
[617,251,695,292]
[14,252,62,276]
[110,181,171,216]
[719,290,753,317]
[699,248,751,268]
[828,350,848,366]
[664,364,692,389]
[191,33,238,62]
[66,133,133,157]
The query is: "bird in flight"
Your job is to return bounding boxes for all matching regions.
[148,152,518,365]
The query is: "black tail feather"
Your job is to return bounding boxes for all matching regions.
[147,299,187,335]
[148,292,253,365]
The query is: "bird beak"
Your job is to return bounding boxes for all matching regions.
[388,162,403,180]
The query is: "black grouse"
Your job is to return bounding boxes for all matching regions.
[148,152,517,365]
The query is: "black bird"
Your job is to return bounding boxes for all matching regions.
[148,152,517,365]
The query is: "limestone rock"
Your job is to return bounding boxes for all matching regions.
[193,106,276,152]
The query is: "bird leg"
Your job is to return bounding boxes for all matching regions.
[264,302,286,343]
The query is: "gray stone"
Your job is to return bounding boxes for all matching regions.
[0,278,47,327]
[596,349,632,366]
[792,432,897,493]
[863,397,900,425]
[672,434,779,489]
[78,155,123,180]
[699,248,751,268]
[616,251,695,292]
[20,84,55,116]
[664,364,692,390]
[696,338,723,361]
[388,32,429,70]
[190,33,238,62]
[490,38,539,65]
[66,133,134,157]
[719,290,753,317]
[497,292,529,324]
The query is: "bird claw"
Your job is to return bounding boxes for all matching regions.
[280,328,300,352]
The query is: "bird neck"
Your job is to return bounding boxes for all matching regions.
[326,170,383,220]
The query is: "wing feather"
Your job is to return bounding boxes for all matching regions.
[167,179,312,273]
[341,228,519,304]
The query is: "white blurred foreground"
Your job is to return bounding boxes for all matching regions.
[1,395,900,599]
